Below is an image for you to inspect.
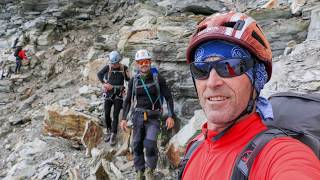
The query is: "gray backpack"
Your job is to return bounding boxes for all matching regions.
[266,92,320,157]
[179,92,320,180]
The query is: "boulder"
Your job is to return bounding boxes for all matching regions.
[82,120,103,157]
[167,110,206,167]
[37,29,57,46]
[82,58,106,87]
[43,104,102,143]
[10,73,32,81]
[58,47,80,62]
[53,44,65,52]
[291,0,306,15]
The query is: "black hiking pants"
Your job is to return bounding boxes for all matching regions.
[15,58,21,73]
[104,94,123,134]
[131,110,161,171]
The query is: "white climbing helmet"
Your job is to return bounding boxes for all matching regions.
[135,49,152,61]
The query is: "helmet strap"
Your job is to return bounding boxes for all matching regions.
[192,77,198,97]
[226,60,257,127]
[243,59,257,115]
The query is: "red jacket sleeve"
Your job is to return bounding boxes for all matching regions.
[250,137,320,180]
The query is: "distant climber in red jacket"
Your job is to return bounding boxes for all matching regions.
[14,46,28,74]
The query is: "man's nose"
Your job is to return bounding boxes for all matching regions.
[206,68,224,88]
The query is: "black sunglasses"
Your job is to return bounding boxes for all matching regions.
[190,58,255,80]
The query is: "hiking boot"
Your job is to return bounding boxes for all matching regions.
[110,133,117,146]
[145,168,155,180]
[136,170,145,180]
[105,129,111,142]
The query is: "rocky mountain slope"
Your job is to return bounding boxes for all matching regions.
[0,0,320,179]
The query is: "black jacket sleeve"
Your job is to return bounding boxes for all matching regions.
[97,65,109,83]
[122,78,134,120]
[159,75,175,117]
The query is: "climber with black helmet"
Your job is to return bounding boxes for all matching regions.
[120,49,175,180]
[179,12,320,180]
[97,50,130,146]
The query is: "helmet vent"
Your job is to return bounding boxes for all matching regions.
[256,24,264,34]
[234,20,245,30]
[223,22,236,28]
[223,20,245,30]
[196,24,207,34]
[252,31,267,48]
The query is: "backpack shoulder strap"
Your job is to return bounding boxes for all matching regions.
[178,134,205,180]
[152,72,162,107]
[106,65,111,82]
[131,75,139,107]
[231,128,288,180]
[120,64,126,78]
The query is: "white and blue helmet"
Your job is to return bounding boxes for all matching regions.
[109,51,121,64]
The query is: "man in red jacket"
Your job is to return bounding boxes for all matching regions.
[181,12,320,179]
[14,46,29,74]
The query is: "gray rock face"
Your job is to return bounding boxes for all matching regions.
[248,8,309,56]
[118,10,203,119]
[21,0,49,12]
[0,80,12,93]
[291,0,306,15]
[0,0,320,178]
[171,0,226,15]
[263,40,320,97]
[307,9,320,40]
